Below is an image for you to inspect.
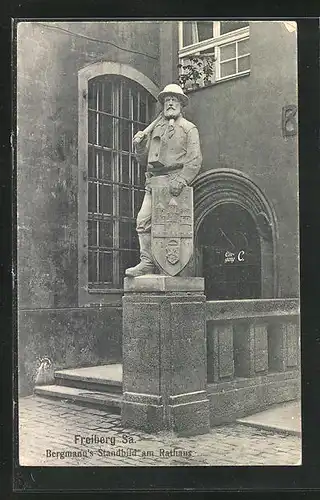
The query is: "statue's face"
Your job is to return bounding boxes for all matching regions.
[163,95,182,119]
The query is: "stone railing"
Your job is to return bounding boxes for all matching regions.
[205,298,300,425]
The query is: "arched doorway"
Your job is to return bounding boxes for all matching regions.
[193,168,278,299]
[197,203,261,300]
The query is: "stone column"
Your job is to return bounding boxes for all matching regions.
[122,275,210,436]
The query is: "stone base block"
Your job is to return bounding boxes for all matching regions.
[122,391,210,436]
[168,397,210,436]
[124,275,205,292]
[122,402,164,434]
[208,370,300,426]
[122,275,210,436]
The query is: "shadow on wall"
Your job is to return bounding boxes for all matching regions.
[18,306,122,396]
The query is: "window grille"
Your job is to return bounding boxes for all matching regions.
[87,75,155,288]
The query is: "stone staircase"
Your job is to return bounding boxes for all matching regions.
[34,364,123,413]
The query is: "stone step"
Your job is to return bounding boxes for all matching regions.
[54,364,123,394]
[236,400,301,436]
[34,384,122,413]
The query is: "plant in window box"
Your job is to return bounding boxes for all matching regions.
[178,52,216,91]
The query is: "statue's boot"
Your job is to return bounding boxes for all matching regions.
[125,233,155,277]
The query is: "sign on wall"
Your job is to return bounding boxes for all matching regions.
[224,250,245,264]
[282,104,298,137]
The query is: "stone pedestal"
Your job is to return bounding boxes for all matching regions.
[121,275,210,436]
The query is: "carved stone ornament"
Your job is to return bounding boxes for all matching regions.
[165,239,180,265]
[151,186,194,276]
[282,104,298,137]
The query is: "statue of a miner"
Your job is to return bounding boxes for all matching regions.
[125,84,202,277]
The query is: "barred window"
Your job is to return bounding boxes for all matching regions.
[87,76,156,289]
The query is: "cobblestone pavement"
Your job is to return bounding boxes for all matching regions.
[18,396,301,467]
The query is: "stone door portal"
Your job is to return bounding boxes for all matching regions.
[197,203,261,300]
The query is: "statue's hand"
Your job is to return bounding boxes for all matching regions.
[133,131,145,146]
[169,177,187,197]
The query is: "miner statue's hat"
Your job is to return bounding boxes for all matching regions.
[157,83,189,107]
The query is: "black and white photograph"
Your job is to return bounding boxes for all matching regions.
[16,20,301,467]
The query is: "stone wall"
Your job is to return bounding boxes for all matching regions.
[17,21,161,309]
[17,21,161,395]
[205,298,300,424]
[17,21,300,395]
[184,21,299,298]
[18,306,122,396]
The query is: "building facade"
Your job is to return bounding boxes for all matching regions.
[17,21,299,395]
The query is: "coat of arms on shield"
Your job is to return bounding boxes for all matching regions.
[151,186,194,276]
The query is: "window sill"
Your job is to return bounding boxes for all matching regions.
[88,288,124,294]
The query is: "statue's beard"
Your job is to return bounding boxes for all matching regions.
[164,108,181,120]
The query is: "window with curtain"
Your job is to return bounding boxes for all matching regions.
[87,75,156,289]
[179,21,250,85]
[181,21,249,47]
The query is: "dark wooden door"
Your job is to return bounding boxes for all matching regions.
[198,204,261,300]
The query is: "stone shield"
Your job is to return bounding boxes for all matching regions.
[151,186,194,276]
